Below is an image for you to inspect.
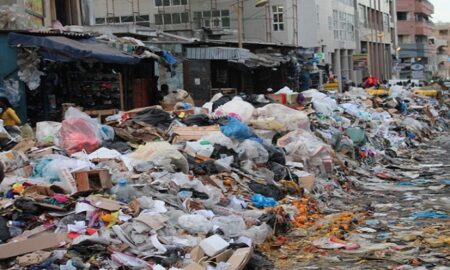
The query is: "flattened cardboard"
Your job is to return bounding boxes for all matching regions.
[0,233,66,259]
[184,262,204,270]
[135,214,169,231]
[298,175,316,192]
[87,196,121,211]
[172,125,220,143]
[12,139,36,153]
[226,247,253,270]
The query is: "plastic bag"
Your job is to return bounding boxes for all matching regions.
[0,79,20,107]
[36,121,61,145]
[220,117,256,141]
[31,154,93,182]
[201,132,236,150]
[277,130,333,168]
[100,125,115,141]
[252,104,310,131]
[212,215,246,238]
[214,96,255,123]
[59,108,102,154]
[178,214,212,234]
[242,223,272,245]
[60,118,102,154]
[236,139,269,164]
[129,141,189,173]
[302,89,338,116]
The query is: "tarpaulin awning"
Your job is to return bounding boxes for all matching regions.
[8,32,140,65]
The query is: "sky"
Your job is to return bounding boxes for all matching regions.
[430,0,450,23]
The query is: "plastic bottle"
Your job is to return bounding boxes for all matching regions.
[7,221,26,227]
[111,179,137,203]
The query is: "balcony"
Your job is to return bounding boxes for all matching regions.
[399,43,433,58]
[415,0,434,15]
[397,20,434,36]
[397,0,434,15]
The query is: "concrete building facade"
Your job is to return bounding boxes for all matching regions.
[433,23,450,79]
[2,0,86,28]
[91,0,398,85]
[396,0,435,80]
[355,0,397,82]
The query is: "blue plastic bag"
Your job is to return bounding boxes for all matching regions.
[220,116,256,141]
[410,211,449,219]
[251,194,277,208]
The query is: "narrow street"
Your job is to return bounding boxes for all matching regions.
[270,134,450,269]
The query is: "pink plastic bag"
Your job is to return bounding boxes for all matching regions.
[60,118,101,154]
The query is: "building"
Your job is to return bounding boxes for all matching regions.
[91,1,360,88]
[433,23,450,79]
[355,0,397,82]
[396,0,435,80]
[1,0,85,27]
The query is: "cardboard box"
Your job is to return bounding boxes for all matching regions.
[0,233,67,259]
[73,169,112,192]
[6,165,33,178]
[172,125,221,143]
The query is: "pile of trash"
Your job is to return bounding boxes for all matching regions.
[0,85,449,269]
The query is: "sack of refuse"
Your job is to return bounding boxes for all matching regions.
[36,121,61,145]
[302,89,338,116]
[59,108,102,155]
[220,116,256,141]
[214,96,255,123]
[252,103,310,131]
[277,129,333,168]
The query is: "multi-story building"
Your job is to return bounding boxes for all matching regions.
[433,23,450,79]
[396,0,435,80]
[91,0,398,86]
[355,0,397,82]
[2,0,85,27]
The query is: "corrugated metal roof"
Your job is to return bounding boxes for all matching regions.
[186,47,250,60]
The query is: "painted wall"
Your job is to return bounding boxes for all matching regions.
[0,34,27,122]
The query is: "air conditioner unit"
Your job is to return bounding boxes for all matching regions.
[255,0,268,7]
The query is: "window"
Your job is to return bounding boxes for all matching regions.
[106,17,120,23]
[359,5,367,27]
[155,0,187,7]
[136,15,149,22]
[172,13,181,24]
[397,12,408,21]
[163,13,172,24]
[439,30,449,36]
[333,10,354,41]
[95,17,105,24]
[195,9,230,28]
[121,16,134,23]
[181,12,189,23]
[272,5,284,31]
[155,14,163,25]
[383,13,389,32]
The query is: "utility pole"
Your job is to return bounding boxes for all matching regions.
[236,0,244,48]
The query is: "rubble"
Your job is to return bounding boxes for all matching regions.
[0,84,449,270]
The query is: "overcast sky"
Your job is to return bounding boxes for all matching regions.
[430,0,450,22]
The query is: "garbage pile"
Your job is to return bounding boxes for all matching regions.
[0,85,449,269]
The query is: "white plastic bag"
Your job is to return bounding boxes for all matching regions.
[214,96,255,123]
[252,103,310,131]
[236,139,269,164]
[36,121,61,145]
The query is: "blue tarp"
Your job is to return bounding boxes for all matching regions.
[8,32,140,65]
